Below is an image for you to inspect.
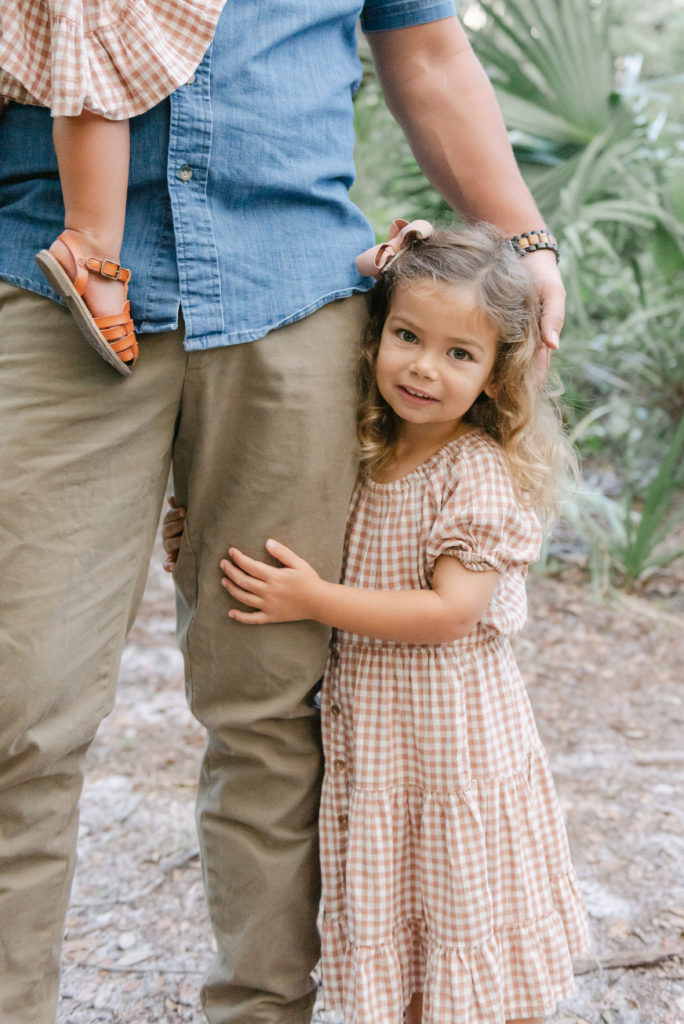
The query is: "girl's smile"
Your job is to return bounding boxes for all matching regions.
[397,383,438,405]
[376,279,499,442]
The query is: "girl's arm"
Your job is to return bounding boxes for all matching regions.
[221,540,500,645]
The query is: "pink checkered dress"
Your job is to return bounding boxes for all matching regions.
[0,0,225,118]
[319,431,589,1024]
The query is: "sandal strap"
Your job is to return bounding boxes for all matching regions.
[84,257,132,284]
[93,302,138,365]
[49,231,138,366]
[49,232,132,294]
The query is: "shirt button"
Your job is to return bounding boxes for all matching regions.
[186,72,197,85]
[333,759,345,772]
[338,814,349,828]
[330,704,341,717]
[178,165,193,182]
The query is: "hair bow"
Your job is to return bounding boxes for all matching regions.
[355,218,434,279]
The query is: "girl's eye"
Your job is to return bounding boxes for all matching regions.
[448,347,470,361]
[397,328,417,343]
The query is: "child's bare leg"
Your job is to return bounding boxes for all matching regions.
[507,1017,543,1023]
[51,112,129,318]
[404,992,422,1024]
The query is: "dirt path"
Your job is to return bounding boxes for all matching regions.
[57,536,684,1024]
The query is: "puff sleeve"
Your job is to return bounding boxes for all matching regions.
[425,436,541,577]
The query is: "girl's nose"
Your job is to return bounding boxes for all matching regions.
[410,354,438,379]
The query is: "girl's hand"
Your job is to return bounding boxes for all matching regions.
[220,539,323,624]
[161,496,186,573]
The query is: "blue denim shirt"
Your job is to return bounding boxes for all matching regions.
[0,1,454,350]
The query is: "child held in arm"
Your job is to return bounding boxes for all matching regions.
[163,221,590,1024]
[0,1,225,374]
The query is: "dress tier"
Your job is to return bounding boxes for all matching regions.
[319,431,589,1024]
[0,0,226,118]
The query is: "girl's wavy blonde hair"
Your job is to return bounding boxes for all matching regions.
[358,223,577,522]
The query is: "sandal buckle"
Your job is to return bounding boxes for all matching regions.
[99,258,124,280]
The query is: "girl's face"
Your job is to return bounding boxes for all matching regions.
[376,279,498,441]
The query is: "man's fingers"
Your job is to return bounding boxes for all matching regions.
[525,249,565,350]
[540,308,562,351]
[534,344,552,379]
[537,273,564,350]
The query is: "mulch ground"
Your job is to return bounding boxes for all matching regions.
[56,531,684,1024]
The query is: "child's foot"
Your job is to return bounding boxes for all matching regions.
[35,229,139,375]
[50,230,129,320]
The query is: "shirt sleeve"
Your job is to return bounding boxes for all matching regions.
[361,0,457,34]
[425,441,542,576]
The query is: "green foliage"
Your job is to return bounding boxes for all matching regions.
[556,413,684,588]
[619,412,684,581]
[352,0,684,585]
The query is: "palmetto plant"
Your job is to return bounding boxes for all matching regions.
[463,0,684,324]
[356,0,683,304]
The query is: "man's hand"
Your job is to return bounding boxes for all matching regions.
[161,497,185,572]
[220,539,323,624]
[525,247,564,353]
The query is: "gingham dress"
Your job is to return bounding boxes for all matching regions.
[0,0,226,119]
[319,431,590,1024]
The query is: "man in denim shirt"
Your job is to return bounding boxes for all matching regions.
[0,4,564,1023]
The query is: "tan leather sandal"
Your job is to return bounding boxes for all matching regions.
[36,230,139,376]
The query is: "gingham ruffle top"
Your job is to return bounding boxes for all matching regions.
[318,431,589,1023]
[0,0,226,118]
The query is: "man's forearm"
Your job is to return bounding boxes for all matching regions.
[368,18,546,234]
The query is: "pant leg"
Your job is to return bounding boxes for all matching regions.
[0,283,187,1024]
[172,296,366,1024]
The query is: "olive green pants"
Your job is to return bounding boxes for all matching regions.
[0,282,364,1024]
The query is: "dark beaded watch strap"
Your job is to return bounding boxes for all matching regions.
[509,229,560,263]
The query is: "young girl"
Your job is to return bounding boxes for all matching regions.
[164,222,590,1023]
[0,1,225,374]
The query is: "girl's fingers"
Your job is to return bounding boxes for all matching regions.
[222,577,263,609]
[220,560,266,594]
[162,520,185,542]
[162,508,185,534]
[228,608,270,625]
[264,538,302,567]
[223,549,273,581]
